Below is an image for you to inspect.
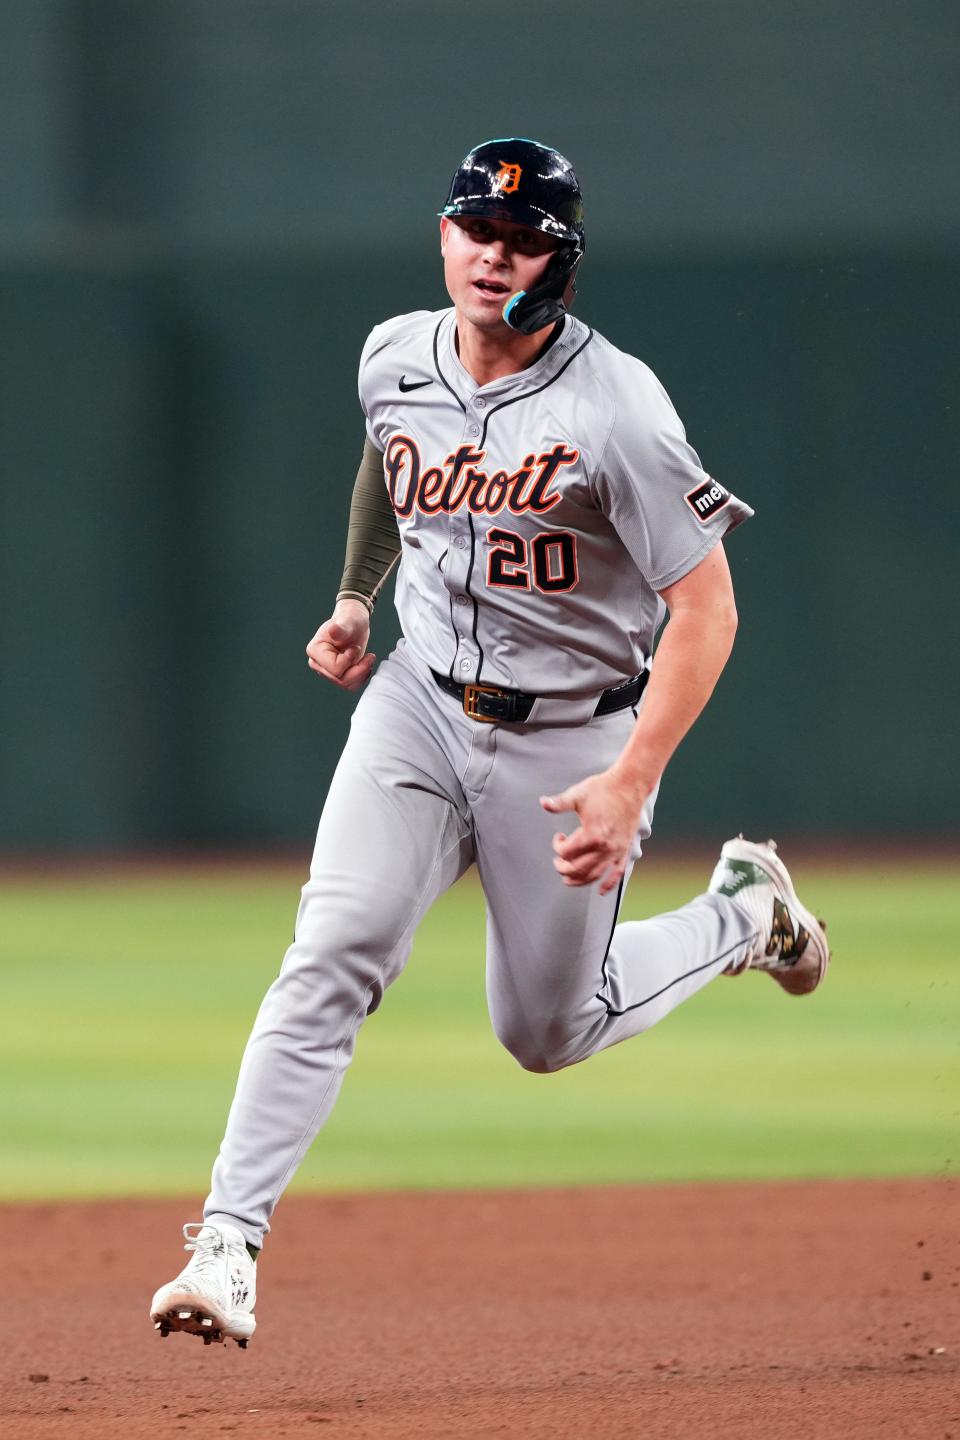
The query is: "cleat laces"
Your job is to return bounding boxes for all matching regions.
[181,1222,231,1283]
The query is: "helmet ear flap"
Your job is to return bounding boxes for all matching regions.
[502,243,583,336]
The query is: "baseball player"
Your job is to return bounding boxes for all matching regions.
[150,138,829,1347]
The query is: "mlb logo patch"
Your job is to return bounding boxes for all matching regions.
[685,478,730,522]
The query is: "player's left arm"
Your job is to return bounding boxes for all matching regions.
[540,541,738,893]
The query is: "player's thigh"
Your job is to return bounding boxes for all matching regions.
[305,650,475,950]
[474,709,654,1036]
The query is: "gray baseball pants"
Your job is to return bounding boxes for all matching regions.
[205,639,756,1245]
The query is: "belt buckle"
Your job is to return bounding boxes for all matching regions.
[463,683,504,723]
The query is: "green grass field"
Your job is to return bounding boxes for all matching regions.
[1,858,956,1200]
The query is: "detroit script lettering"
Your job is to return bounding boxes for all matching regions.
[384,434,579,518]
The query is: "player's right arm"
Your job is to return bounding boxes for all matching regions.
[306,599,375,691]
[305,435,400,691]
[310,311,437,690]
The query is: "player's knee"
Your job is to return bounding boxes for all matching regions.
[513,1047,577,1076]
[508,1046,556,1075]
[274,896,408,1019]
[514,1049,554,1075]
[291,880,409,982]
[492,1020,575,1075]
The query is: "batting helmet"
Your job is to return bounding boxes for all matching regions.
[439,137,585,336]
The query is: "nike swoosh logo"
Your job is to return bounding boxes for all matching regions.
[398,376,433,392]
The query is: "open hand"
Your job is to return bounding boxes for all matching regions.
[540,769,649,895]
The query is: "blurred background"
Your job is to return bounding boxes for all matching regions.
[2,0,957,851]
[1,2,957,1201]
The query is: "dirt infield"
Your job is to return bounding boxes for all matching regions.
[5,1180,957,1439]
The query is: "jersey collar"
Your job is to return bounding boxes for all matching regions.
[437,309,590,406]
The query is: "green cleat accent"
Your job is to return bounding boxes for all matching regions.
[710,857,771,898]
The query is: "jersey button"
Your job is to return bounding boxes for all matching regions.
[475,398,486,409]
[467,424,480,436]
[455,594,468,605]
[453,536,467,549]
[459,659,471,672]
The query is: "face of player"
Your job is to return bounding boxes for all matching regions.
[440,215,558,333]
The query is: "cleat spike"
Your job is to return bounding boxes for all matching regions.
[237,1339,248,1350]
[152,1220,256,1347]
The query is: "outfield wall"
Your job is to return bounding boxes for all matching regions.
[1,1,956,847]
[3,249,956,846]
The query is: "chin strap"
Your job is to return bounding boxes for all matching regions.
[501,243,584,336]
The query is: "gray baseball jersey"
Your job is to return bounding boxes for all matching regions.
[202,308,760,1247]
[359,308,753,696]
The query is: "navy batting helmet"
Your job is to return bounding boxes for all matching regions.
[439,137,585,335]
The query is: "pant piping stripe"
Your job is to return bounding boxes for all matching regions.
[596,875,626,996]
[596,935,755,1017]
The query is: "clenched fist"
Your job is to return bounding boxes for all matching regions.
[306,599,376,691]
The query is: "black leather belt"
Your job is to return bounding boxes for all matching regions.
[430,669,648,724]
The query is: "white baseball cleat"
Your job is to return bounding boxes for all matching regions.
[149,1222,256,1347]
[708,836,830,996]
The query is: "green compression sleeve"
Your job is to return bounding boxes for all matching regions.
[337,437,401,611]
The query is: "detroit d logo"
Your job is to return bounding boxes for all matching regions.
[495,161,522,194]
